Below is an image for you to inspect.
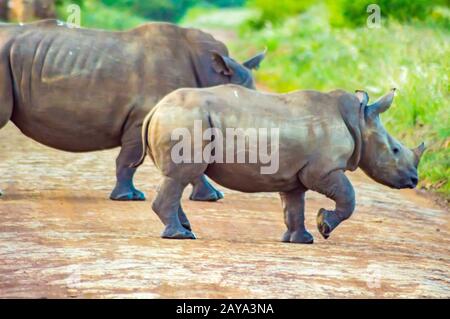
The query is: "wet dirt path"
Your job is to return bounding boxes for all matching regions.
[0,122,448,298]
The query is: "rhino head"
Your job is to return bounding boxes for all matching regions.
[207,50,266,89]
[356,89,425,189]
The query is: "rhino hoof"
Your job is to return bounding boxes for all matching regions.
[291,230,314,244]
[110,189,146,201]
[281,231,291,243]
[282,230,314,244]
[317,208,332,239]
[215,190,224,200]
[162,225,197,240]
[189,190,221,202]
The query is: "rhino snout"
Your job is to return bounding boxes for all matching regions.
[398,170,419,189]
[409,174,419,188]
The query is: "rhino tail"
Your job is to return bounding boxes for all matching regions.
[130,107,158,168]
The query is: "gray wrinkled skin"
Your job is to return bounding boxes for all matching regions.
[0,20,265,201]
[134,85,425,242]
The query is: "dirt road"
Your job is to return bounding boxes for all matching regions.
[0,122,448,298]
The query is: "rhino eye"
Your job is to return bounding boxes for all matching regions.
[393,147,400,154]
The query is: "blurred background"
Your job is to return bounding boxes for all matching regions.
[0,0,449,200]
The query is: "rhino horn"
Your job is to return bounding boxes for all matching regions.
[367,88,396,118]
[413,142,426,163]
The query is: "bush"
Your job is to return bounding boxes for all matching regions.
[427,5,450,29]
[100,0,195,22]
[56,0,146,30]
[100,0,245,22]
[339,0,448,27]
[245,0,316,29]
[244,0,450,29]
[57,0,247,24]
[182,6,258,29]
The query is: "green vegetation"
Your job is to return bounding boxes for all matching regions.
[245,0,450,29]
[100,0,245,22]
[56,0,146,30]
[335,0,449,27]
[181,6,257,29]
[184,2,449,198]
[55,0,246,29]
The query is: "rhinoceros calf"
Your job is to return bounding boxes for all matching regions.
[0,19,265,201]
[134,85,425,242]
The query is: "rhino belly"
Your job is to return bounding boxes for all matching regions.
[206,163,301,193]
[11,109,122,152]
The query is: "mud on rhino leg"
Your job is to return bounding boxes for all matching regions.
[280,187,314,244]
[305,170,355,239]
[189,175,224,202]
[110,132,146,201]
[152,177,196,239]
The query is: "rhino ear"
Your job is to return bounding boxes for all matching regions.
[355,90,369,107]
[242,48,267,70]
[210,51,234,76]
[367,88,396,118]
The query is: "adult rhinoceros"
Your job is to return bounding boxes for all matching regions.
[0,19,264,200]
[134,85,425,242]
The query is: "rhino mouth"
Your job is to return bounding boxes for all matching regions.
[399,178,418,189]
[386,179,416,190]
[404,175,419,189]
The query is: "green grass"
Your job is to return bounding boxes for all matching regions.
[56,0,147,30]
[181,7,258,29]
[184,5,450,198]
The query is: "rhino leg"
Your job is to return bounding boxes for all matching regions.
[280,188,313,244]
[152,176,196,239]
[0,49,14,197]
[189,175,224,201]
[178,205,192,231]
[110,130,145,201]
[304,170,355,239]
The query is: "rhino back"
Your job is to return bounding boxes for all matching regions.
[7,25,144,150]
[206,87,354,157]
[4,21,224,152]
[211,88,355,190]
[129,22,228,88]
